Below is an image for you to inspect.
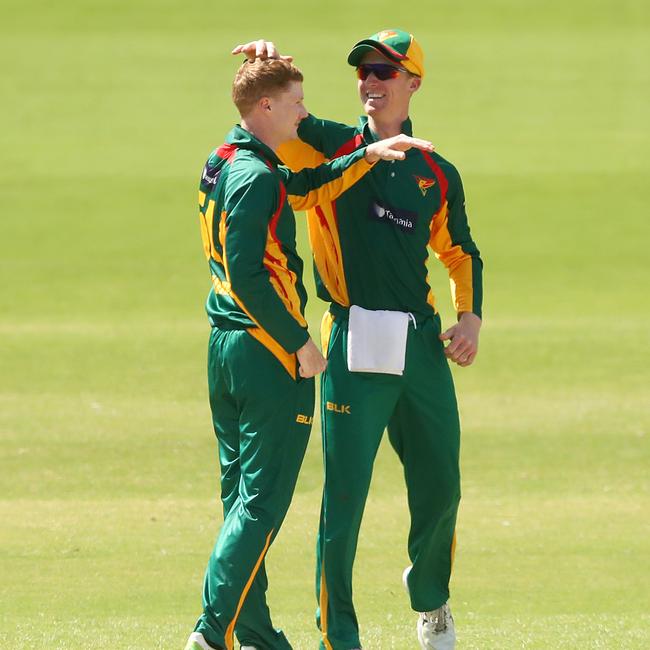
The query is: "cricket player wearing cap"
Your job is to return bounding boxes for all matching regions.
[185,57,434,650]
[234,29,483,650]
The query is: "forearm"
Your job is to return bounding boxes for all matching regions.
[284,147,374,210]
[228,262,309,352]
[448,254,483,319]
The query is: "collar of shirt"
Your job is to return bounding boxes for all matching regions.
[359,115,414,143]
[226,125,283,168]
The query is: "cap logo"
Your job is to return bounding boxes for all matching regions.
[377,30,399,42]
[414,175,436,196]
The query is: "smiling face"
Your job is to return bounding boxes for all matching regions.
[357,50,421,123]
[266,80,308,144]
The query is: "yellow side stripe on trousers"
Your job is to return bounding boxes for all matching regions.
[451,530,457,571]
[320,561,333,650]
[224,528,275,650]
[320,310,335,357]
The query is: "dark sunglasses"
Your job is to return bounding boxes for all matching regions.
[356,63,406,81]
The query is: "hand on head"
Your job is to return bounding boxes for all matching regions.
[232,40,292,62]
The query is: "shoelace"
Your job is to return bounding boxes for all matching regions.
[421,605,449,633]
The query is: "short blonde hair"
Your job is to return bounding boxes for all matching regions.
[232,58,304,117]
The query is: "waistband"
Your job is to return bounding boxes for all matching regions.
[208,317,248,331]
[328,303,436,327]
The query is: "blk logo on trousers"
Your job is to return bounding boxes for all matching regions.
[326,402,351,415]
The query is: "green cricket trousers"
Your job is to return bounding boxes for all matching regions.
[195,326,314,650]
[316,306,461,650]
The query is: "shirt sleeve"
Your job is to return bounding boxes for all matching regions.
[278,114,359,170]
[296,113,337,153]
[429,165,483,318]
[278,147,375,211]
[223,165,310,353]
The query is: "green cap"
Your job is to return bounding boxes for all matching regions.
[347,29,424,78]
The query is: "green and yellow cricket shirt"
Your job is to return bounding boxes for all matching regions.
[278,115,483,320]
[198,125,375,378]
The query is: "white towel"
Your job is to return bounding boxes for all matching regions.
[347,305,411,375]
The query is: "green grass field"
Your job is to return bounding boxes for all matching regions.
[1,1,649,648]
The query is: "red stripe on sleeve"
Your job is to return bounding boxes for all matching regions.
[421,152,449,211]
[268,180,287,241]
[332,134,364,159]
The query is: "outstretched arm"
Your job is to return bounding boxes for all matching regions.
[283,135,434,211]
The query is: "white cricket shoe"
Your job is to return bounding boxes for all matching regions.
[417,603,456,650]
[183,632,215,650]
[402,565,412,591]
[241,646,259,650]
[403,565,456,650]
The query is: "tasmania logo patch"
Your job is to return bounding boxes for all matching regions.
[370,201,418,233]
[414,175,436,197]
[378,30,399,42]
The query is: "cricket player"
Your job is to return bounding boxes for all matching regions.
[185,57,434,650]
[233,29,483,650]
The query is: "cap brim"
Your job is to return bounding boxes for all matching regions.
[347,40,405,67]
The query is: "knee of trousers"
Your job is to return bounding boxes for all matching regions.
[440,481,461,508]
[324,474,373,517]
[412,483,461,519]
[238,497,291,531]
[438,488,462,523]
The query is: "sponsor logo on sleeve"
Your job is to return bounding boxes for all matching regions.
[202,164,221,186]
